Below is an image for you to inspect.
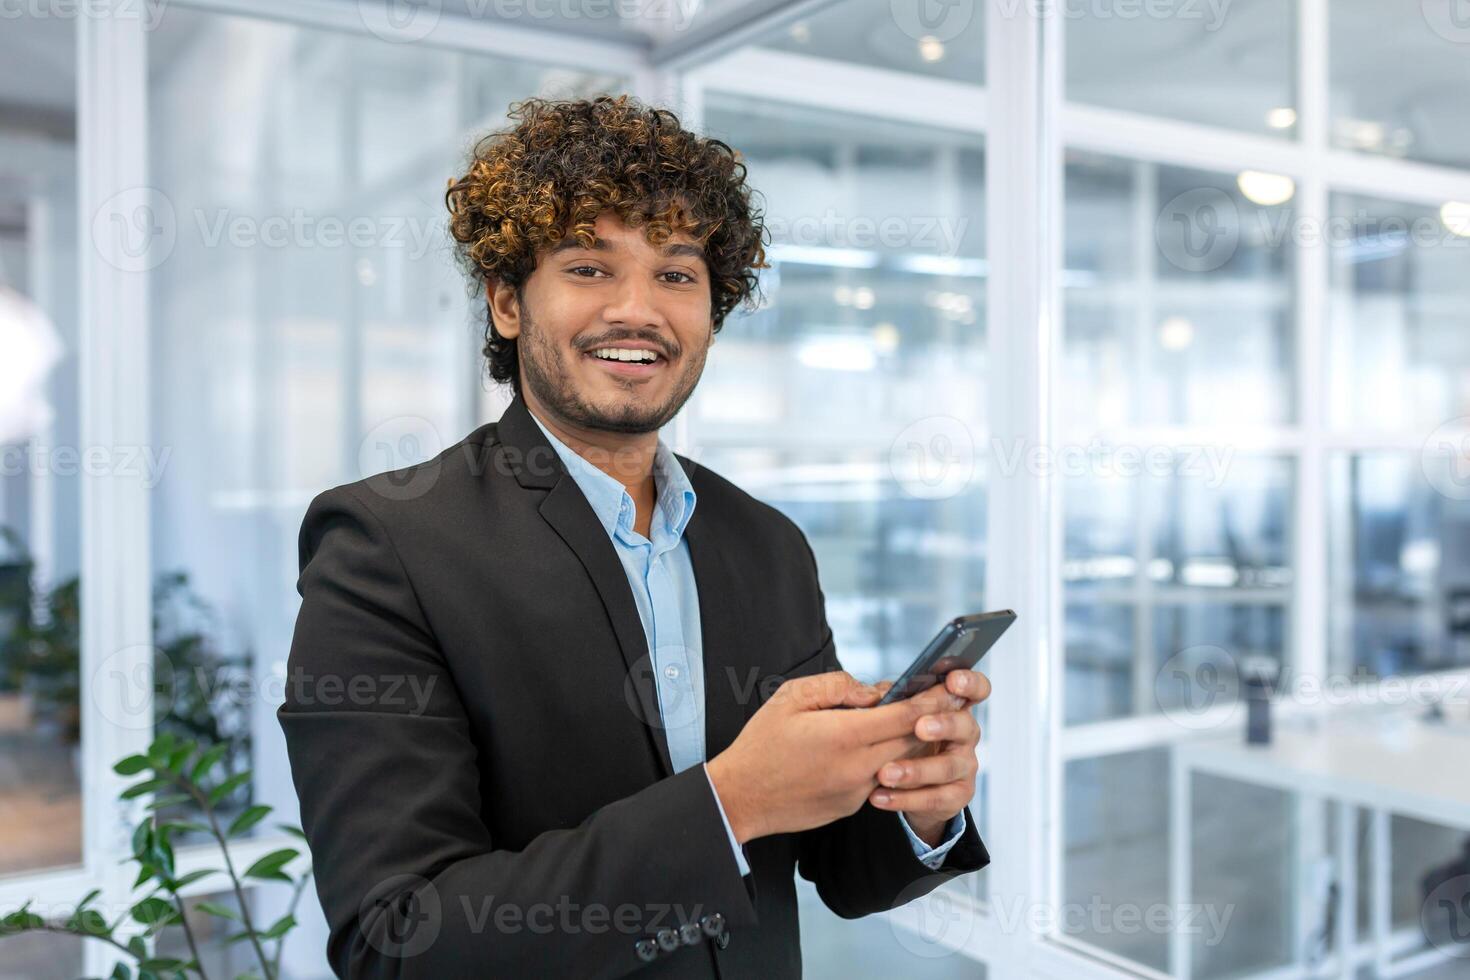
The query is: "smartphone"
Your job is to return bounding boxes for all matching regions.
[875,609,1016,705]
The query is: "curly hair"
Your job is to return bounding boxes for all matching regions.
[444,94,768,396]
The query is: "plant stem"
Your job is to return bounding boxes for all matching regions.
[271,871,312,980]
[162,772,274,980]
[172,893,212,980]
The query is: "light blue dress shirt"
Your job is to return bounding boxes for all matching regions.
[528,409,966,875]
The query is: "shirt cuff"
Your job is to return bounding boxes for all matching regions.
[703,762,752,878]
[898,809,968,870]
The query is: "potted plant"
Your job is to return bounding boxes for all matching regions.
[0,732,313,980]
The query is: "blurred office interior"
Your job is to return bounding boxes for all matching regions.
[2,0,1470,977]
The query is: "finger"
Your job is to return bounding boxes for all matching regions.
[850,685,967,743]
[913,709,979,744]
[837,680,886,708]
[868,782,973,814]
[876,749,977,790]
[777,670,872,711]
[944,668,991,705]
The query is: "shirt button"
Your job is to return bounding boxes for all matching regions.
[656,927,680,952]
[663,664,681,680]
[634,939,658,962]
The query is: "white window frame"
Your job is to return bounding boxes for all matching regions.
[7,1,1470,977]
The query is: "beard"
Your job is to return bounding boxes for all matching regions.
[516,297,708,435]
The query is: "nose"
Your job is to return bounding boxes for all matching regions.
[601,269,666,332]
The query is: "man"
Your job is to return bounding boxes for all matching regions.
[279,94,991,979]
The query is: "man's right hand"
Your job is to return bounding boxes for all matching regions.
[705,671,967,844]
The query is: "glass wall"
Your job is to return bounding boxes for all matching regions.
[0,11,83,880]
[693,15,990,961]
[1057,3,1470,978]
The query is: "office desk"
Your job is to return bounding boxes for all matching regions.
[1168,714,1470,979]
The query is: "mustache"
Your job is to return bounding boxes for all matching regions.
[575,331,679,360]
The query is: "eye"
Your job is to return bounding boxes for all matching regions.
[661,271,697,284]
[568,265,607,278]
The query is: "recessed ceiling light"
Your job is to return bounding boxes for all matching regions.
[1158,316,1194,351]
[1441,201,1470,238]
[918,36,945,63]
[789,21,809,43]
[1265,107,1296,130]
[1236,170,1296,206]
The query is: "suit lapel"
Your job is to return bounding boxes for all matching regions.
[496,396,675,778]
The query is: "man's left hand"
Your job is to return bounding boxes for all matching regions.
[867,668,990,846]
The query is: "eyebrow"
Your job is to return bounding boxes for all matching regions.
[549,238,705,262]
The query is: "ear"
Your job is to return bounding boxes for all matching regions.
[487,280,522,339]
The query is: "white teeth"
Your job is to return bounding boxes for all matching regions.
[590,347,658,363]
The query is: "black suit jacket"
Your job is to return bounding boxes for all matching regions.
[278,394,989,978]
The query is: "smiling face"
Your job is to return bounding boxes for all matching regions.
[488,212,715,436]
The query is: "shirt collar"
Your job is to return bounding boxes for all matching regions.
[526,407,697,548]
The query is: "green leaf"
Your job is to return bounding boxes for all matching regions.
[77,887,102,909]
[121,777,170,800]
[147,731,177,762]
[189,742,229,783]
[132,862,156,889]
[138,958,186,972]
[194,900,240,922]
[242,848,298,882]
[276,824,307,841]
[166,742,196,773]
[131,897,175,928]
[224,928,256,945]
[161,820,211,836]
[227,805,271,838]
[170,868,219,889]
[114,755,151,776]
[207,771,252,807]
[258,912,296,940]
[74,909,109,935]
[109,963,133,980]
[132,822,152,857]
[146,794,192,812]
[128,935,148,959]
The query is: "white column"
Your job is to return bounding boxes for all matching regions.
[77,5,155,975]
[984,0,1062,975]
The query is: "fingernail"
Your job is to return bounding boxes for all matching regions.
[882,764,904,784]
[953,672,969,692]
[872,791,891,805]
[923,718,944,736]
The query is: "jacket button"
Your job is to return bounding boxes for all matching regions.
[700,912,725,937]
[634,939,658,962]
[679,922,702,945]
[656,927,680,952]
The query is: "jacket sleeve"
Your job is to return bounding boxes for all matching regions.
[278,485,756,979]
[789,526,991,918]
